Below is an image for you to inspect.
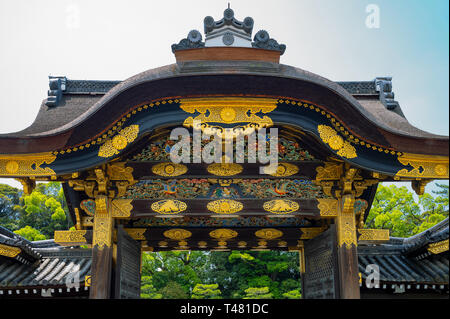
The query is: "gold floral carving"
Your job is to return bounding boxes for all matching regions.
[336,195,357,248]
[263,199,299,214]
[299,228,326,239]
[207,199,243,214]
[163,229,192,240]
[98,125,139,158]
[111,199,133,218]
[107,162,136,182]
[357,229,390,242]
[263,163,299,177]
[0,153,56,177]
[317,198,338,217]
[152,162,188,177]
[0,243,21,258]
[180,98,278,130]
[396,153,449,179]
[315,162,343,181]
[209,229,238,240]
[207,163,243,176]
[124,228,146,240]
[92,196,112,249]
[427,239,449,254]
[318,125,357,159]
[54,230,88,246]
[255,228,283,240]
[151,199,187,214]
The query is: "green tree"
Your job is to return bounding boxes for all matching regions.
[141,275,162,299]
[0,182,72,239]
[366,183,448,237]
[159,281,189,299]
[0,184,21,230]
[13,225,46,241]
[282,289,302,299]
[244,287,273,299]
[191,283,222,299]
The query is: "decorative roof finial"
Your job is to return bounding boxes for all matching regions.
[171,7,286,55]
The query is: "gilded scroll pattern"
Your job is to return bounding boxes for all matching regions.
[54,230,88,245]
[357,229,389,242]
[0,243,21,258]
[396,153,449,179]
[0,153,56,177]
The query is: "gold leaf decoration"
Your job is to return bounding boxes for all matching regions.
[180,97,277,128]
[0,243,21,258]
[209,228,238,240]
[318,125,357,159]
[207,199,243,214]
[300,227,326,239]
[152,162,188,177]
[396,153,449,179]
[163,229,192,240]
[54,230,88,246]
[357,229,389,242]
[427,239,449,254]
[151,199,187,214]
[255,228,283,240]
[124,228,146,240]
[317,198,338,217]
[0,153,56,177]
[207,163,243,176]
[263,163,299,177]
[98,125,139,158]
[263,199,299,214]
[111,199,133,218]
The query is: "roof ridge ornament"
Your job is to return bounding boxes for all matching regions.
[171,7,285,55]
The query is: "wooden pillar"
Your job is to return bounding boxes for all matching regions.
[89,195,114,299]
[298,246,306,299]
[335,194,360,299]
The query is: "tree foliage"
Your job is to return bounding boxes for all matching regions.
[244,287,273,299]
[192,284,222,299]
[0,182,72,239]
[366,183,448,237]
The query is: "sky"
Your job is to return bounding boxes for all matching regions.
[0,0,448,192]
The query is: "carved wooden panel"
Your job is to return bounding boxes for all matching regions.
[303,225,340,299]
[115,225,142,299]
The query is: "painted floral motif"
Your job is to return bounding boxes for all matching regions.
[122,178,328,199]
[239,179,329,199]
[129,135,315,162]
[130,216,312,228]
[121,179,210,199]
